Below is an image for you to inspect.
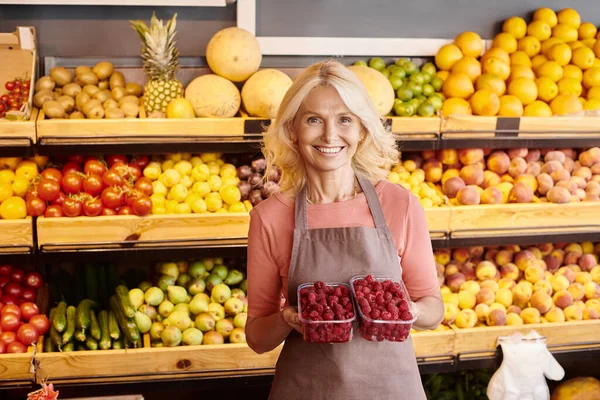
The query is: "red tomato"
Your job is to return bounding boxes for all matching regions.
[127,164,142,181]
[83,197,103,217]
[2,304,20,317]
[118,206,133,215]
[2,295,18,305]
[101,187,124,208]
[26,196,46,217]
[0,312,20,332]
[78,192,93,203]
[24,272,43,289]
[125,188,143,208]
[4,283,22,298]
[61,172,83,194]
[19,302,39,321]
[40,167,63,183]
[0,331,17,345]
[0,340,5,353]
[9,268,24,283]
[82,175,104,196]
[51,191,66,206]
[62,197,83,217]
[0,276,10,288]
[134,177,153,196]
[29,314,49,336]
[133,196,152,216]
[84,159,107,176]
[21,288,36,302]
[62,161,82,175]
[67,155,85,164]
[101,207,117,216]
[102,169,125,187]
[38,179,61,202]
[44,204,64,218]
[106,155,128,167]
[131,155,149,169]
[0,265,12,277]
[7,341,27,353]
[25,187,39,201]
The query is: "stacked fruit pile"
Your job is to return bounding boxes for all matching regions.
[436,7,600,117]
[0,157,48,219]
[0,77,31,119]
[388,147,600,206]
[234,155,281,207]
[434,242,600,329]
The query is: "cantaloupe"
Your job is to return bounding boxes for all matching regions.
[184,74,241,118]
[241,69,292,118]
[347,65,395,116]
[206,27,262,82]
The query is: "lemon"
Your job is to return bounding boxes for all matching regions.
[498,95,524,116]
[587,86,600,100]
[540,38,563,56]
[482,57,511,81]
[557,8,581,28]
[547,43,572,66]
[508,77,538,105]
[595,59,600,68]
[174,160,193,176]
[219,185,242,205]
[481,48,511,65]
[229,202,247,213]
[537,61,564,82]
[531,54,548,71]
[167,183,189,203]
[552,24,579,43]
[583,67,600,88]
[166,98,196,119]
[161,169,181,188]
[563,64,584,82]
[0,196,26,220]
[215,159,225,167]
[493,33,518,54]
[470,89,500,116]
[152,181,168,196]
[174,203,192,214]
[205,192,223,212]
[535,77,559,102]
[0,183,14,202]
[191,164,210,182]
[190,156,203,167]
[190,197,208,213]
[192,181,211,198]
[150,193,166,208]
[557,77,583,96]
[509,65,535,82]
[571,42,586,52]
[476,74,506,96]
[200,153,219,163]
[442,73,475,99]
[219,163,238,179]
[180,175,193,189]
[11,177,28,197]
[206,162,220,176]
[451,56,482,82]
[528,21,552,41]
[221,176,238,187]
[166,153,183,162]
[524,100,553,116]
[152,206,167,215]
[435,44,463,71]
[533,8,558,28]
[503,16,527,39]
[207,175,223,192]
[166,199,178,213]
[0,170,15,184]
[583,98,600,110]
[510,51,532,67]
[441,98,472,116]
[454,31,483,57]
[161,160,174,172]
[550,93,584,115]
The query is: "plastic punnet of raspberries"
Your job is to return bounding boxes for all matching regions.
[352,275,413,342]
[298,281,355,343]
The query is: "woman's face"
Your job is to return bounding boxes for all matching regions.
[291,85,363,175]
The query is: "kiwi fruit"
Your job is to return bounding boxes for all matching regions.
[93,89,112,104]
[77,71,99,86]
[62,83,82,98]
[93,61,114,80]
[33,90,56,109]
[70,111,85,119]
[103,99,119,110]
[98,80,109,90]
[43,100,66,119]
[109,71,125,89]
[120,102,140,118]
[119,95,140,107]
[82,85,101,97]
[75,66,93,77]
[125,82,143,97]
[57,95,75,113]
[105,108,126,119]
[75,92,91,111]
[111,87,127,101]
[34,76,56,92]
[50,67,73,87]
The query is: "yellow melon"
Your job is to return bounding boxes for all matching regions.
[185,74,241,118]
[241,69,292,118]
[348,65,395,116]
[206,27,262,82]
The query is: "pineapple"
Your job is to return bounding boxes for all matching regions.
[131,12,184,114]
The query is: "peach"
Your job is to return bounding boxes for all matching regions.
[576,188,587,200]
[592,175,600,183]
[544,150,566,164]
[435,262,445,276]
[586,299,600,312]
[585,181,600,196]
[424,160,443,183]
[508,148,528,159]
[573,166,592,181]
[514,174,537,192]
[460,280,481,296]
[514,250,537,271]
[530,291,553,314]
[498,278,517,290]
[486,309,507,326]
[460,165,484,186]
[444,261,461,277]
[421,151,435,160]
[469,246,484,258]
[575,271,593,285]
[541,160,563,175]
[452,248,470,264]
[568,282,585,301]
[545,307,566,323]
[446,273,466,293]
[461,263,477,281]
[443,303,458,325]
[495,288,513,308]
[443,292,459,306]
[543,255,560,273]
[487,151,510,175]
[458,148,484,165]
[496,182,513,203]
[583,193,600,202]
[476,261,498,281]
[533,280,553,296]
[439,149,458,165]
[512,282,533,308]
[500,263,520,280]
[458,290,477,310]
[579,254,598,272]
[441,168,460,184]
[476,288,495,306]
[455,309,478,328]
[578,147,600,167]
[547,186,571,203]
[481,187,503,204]
[571,176,587,189]
[564,252,582,266]
[563,157,575,173]
[559,148,576,159]
[556,180,578,195]
[434,249,451,266]
[592,162,600,174]
[494,250,513,267]
[456,185,481,205]
[442,176,466,199]
[526,161,542,177]
[508,182,534,203]
[536,173,554,195]
[584,282,600,299]
[482,170,502,189]
[507,313,524,325]
[440,286,452,295]
[490,303,507,313]
[484,248,499,262]
[501,174,514,183]
[481,279,499,293]
[545,271,554,281]
[508,157,527,178]
[538,243,553,256]
[550,274,571,292]
[438,275,445,287]
[564,305,583,321]
[583,307,599,320]
[503,245,521,253]
[524,148,541,162]
[551,168,571,183]
[524,265,545,284]
[552,290,574,309]
[475,303,490,322]
[590,265,600,283]
[573,300,586,310]
[507,305,522,315]
[569,264,582,273]
[520,307,541,324]
[529,247,543,260]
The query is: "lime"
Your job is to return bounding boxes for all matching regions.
[387,64,398,72]
[421,62,437,76]
[422,72,433,83]
[406,81,423,96]
[392,68,407,79]
[422,83,435,97]
[431,92,445,101]
[430,76,444,91]
[404,61,418,75]
[417,102,436,117]
[394,98,403,106]
[381,69,391,78]
[416,94,427,102]
[394,102,414,117]
[408,99,422,111]
[395,58,410,66]
[396,87,414,101]
[409,73,425,85]
[427,96,443,111]
[354,60,368,66]
[369,57,386,71]
[389,76,404,90]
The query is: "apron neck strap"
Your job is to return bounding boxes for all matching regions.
[294,176,387,231]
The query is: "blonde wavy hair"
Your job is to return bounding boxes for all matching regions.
[262,59,400,194]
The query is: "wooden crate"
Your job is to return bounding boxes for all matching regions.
[448,202,600,238]
[425,207,451,239]
[389,117,440,138]
[35,344,281,384]
[0,217,34,253]
[36,214,250,250]
[411,329,455,357]
[0,353,34,386]
[0,108,37,143]
[452,320,600,354]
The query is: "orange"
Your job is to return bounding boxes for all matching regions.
[498,95,524,116]
[503,17,528,39]
[482,57,511,81]
[541,37,564,55]
[493,33,518,54]
[533,8,558,28]
[593,40,600,59]
[547,43,572,66]
[595,58,600,68]
[454,31,484,57]
[557,8,581,28]
[476,73,506,96]
[569,41,585,50]
[441,98,472,117]
[583,67,600,88]
[509,65,535,82]
[510,51,532,67]
[481,48,511,65]
[508,77,538,105]
[537,61,564,82]
[442,73,475,99]
[451,56,482,82]
[470,89,500,116]
[563,64,583,82]
[572,46,595,69]
[552,24,579,43]
[587,86,600,100]
[437,70,450,81]
[517,36,541,57]
[583,98,600,110]
[557,77,583,96]
[531,54,548,71]
[435,44,464,71]
[535,77,559,102]
[578,22,598,40]
[524,100,553,116]
[527,21,552,41]
[583,38,597,48]
[550,93,583,115]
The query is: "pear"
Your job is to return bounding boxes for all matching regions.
[231,288,246,299]
[203,258,215,271]
[212,264,229,280]
[161,326,182,347]
[134,311,152,333]
[243,304,248,313]
[205,273,223,292]
[203,330,224,345]
[215,318,234,338]
[173,303,190,316]
[138,304,157,320]
[157,275,175,292]
[167,285,188,305]
[187,278,206,295]
[195,312,216,332]
[144,287,164,306]
[182,327,203,346]
[177,260,189,274]
[151,340,164,348]
[158,300,174,318]
[189,294,209,315]
[229,327,246,344]
[165,311,192,331]
[224,297,244,316]
[207,303,225,321]
[150,321,164,341]
[211,283,231,304]
[138,280,153,292]
[188,261,207,279]
[128,288,145,310]
[159,262,180,280]
[176,273,191,288]
[240,279,247,293]
[223,269,244,286]
[233,312,247,329]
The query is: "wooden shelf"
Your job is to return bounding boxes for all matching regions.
[424,207,451,239]
[0,353,34,387]
[0,217,34,254]
[412,329,455,357]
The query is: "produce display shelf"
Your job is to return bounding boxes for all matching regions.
[0,218,35,262]
[0,109,37,157]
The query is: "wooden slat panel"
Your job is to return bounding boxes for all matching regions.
[390,117,440,134]
[0,108,37,142]
[0,353,34,385]
[440,116,498,138]
[425,207,451,236]
[412,330,455,357]
[0,217,34,250]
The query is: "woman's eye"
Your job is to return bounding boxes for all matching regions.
[307,116,320,123]
[340,117,352,123]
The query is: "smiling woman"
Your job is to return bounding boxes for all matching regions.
[245,60,443,400]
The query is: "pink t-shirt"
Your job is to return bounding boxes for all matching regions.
[247,180,440,318]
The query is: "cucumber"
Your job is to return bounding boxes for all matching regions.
[48,307,62,348]
[108,310,121,340]
[76,343,87,351]
[98,310,111,350]
[76,299,96,330]
[85,264,98,302]
[111,338,123,350]
[44,336,55,353]
[62,342,75,352]
[62,306,77,345]
[74,328,86,342]
[85,336,98,350]
[53,302,67,333]
[89,309,101,341]
[115,285,136,318]
[109,295,140,343]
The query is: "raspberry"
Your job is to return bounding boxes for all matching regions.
[328,295,339,305]
[346,311,355,319]
[301,310,309,319]
[355,279,365,287]
[356,291,365,298]
[309,310,319,318]
[361,305,371,314]
[365,275,375,284]
[314,281,325,290]
[307,292,317,304]
[384,292,393,301]
[392,309,400,320]
[333,287,343,297]
[376,296,386,305]
[341,297,350,306]
[367,294,377,304]
[341,286,351,297]
[383,279,393,288]
[370,309,381,319]
[401,311,413,321]
[335,312,346,320]
[381,312,392,320]
[398,291,405,300]
[386,303,396,313]
[362,286,371,295]
[345,302,354,311]
[315,304,324,314]
[316,293,326,301]
[300,288,307,296]
[312,315,323,321]
[399,302,409,312]
[376,290,384,298]
[319,298,328,307]
[333,303,344,312]
[373,282,382,291]
[323,310,334,321]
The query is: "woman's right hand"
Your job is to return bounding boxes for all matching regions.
[280,306,303,334]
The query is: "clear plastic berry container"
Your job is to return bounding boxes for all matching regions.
[350,275,417,343]
[297,282,357,344]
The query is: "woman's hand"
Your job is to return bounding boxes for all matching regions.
[280,306,303,334]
